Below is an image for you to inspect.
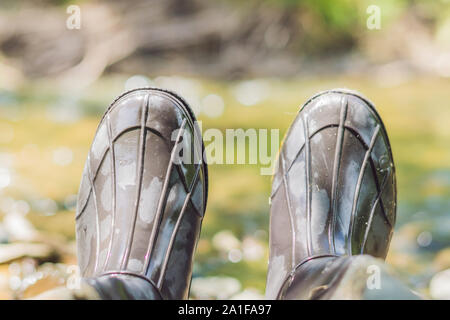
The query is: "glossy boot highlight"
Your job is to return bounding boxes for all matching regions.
[266,89,396,299]
[76,88,208,300]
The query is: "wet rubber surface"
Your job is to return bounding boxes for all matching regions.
[76,88,208,299]
[266,89,396,299]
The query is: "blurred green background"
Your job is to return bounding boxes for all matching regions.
[0,0,450,299]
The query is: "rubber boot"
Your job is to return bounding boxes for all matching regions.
[75,88,208,299]
[266,89,396,299]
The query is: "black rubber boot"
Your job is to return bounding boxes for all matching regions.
[75,88,208,300]
[266,89,396,299]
